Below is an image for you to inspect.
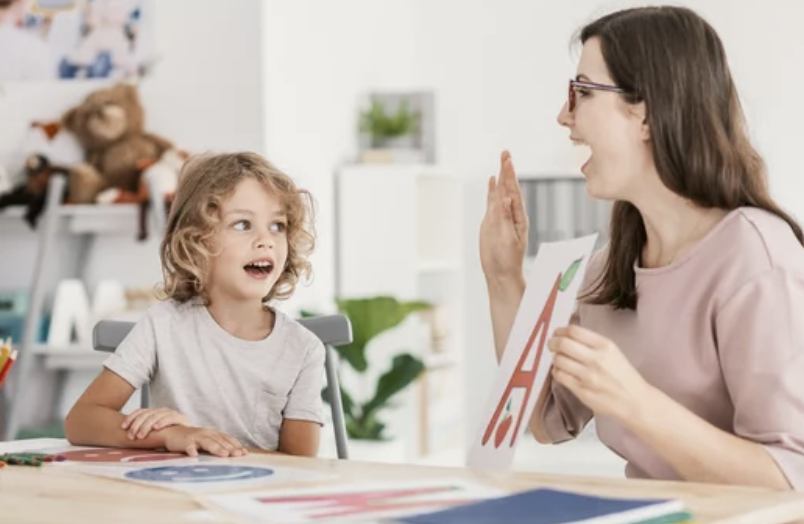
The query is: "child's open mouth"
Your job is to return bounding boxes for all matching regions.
[244,260,274,280]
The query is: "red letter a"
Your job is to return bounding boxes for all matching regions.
[482,273,561,448]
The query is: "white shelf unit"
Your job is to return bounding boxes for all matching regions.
[0,176,165,440]
[333,164,466,462]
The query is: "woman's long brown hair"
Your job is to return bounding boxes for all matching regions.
[580,6,803,310]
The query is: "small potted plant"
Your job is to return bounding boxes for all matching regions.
[359,100,419,149]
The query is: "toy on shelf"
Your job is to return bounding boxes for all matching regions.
[0,84,186,239]
[0,154,70,227]
[60,83,185,239]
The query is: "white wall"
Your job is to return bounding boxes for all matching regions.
[260,0,425,314]
[256,0,804,455]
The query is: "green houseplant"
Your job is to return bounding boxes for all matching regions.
[359,100,419,148]
[306,296,431,441]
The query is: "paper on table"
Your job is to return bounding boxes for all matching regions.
[71,461,335,494]
[202,478,507,524]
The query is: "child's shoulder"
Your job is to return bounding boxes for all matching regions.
[140,298,203,327]
[275,310,325,354]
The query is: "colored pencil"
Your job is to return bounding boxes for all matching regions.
[0,349,18,390]
[0,342,9,371]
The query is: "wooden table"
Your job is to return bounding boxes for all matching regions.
[2,451,804,524]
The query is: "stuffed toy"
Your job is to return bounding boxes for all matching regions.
[93,149,185,241]
[0,153,69,228]
[56,82,185,239]
[62,82,175,206]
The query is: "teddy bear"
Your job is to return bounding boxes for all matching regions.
[60,82,185,239]
[61,82,174,206]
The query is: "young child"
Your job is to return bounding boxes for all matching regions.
[65,152,324,457]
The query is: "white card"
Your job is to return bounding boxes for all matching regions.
[467,234,598,470]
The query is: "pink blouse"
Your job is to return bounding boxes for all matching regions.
[537,207,804,488]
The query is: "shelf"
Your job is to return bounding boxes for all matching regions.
[1,203,141,217]
[0,203,145,234]
[33,343,106,371]
[0,206,25,219]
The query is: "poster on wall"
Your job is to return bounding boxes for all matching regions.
[0,0,154,82]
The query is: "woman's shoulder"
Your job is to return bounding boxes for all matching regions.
[716,207,804,275]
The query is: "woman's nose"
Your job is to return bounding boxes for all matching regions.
[557,101,573,128]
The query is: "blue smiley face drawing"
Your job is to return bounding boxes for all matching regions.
[125,465,275,483]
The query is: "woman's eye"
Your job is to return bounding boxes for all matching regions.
[270,222,287,233]
[577,88,591,98]
[233,220,251,231]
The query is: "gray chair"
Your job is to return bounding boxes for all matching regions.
[92,314,351,459]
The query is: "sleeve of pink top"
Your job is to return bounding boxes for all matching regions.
[716,267,804,489]
[535,306,594,443]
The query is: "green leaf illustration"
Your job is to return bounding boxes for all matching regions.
[559,257,583,292]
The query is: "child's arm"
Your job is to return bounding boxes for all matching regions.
[64,369,172,449]
[65,369,248,457]
[275,338,326,457]
[278,420,321,457]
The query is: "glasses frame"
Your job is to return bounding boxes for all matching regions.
[568,79,626,112]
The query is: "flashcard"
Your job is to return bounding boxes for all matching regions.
[467,234,598,470]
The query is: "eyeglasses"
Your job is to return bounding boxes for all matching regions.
[568,79,626,112]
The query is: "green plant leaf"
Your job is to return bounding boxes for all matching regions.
[347,414,387,440]
[334,296,431,372]
[358,100,419,142]
[361,353,425,421]
[559,257,583,291]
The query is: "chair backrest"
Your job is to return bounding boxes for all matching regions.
[92,313,352,459]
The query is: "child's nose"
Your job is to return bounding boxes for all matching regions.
[255,231,274,249]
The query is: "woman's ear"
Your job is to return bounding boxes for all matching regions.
[629,101,650,141]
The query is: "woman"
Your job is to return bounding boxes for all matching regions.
[480,6,804,490]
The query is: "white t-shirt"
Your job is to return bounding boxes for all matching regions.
[103,299,326,450]
[0,24,57,81]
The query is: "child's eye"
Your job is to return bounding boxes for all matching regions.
[270,221,287,233]
[233,220,251,231]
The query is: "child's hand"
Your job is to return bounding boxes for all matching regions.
[162,426,248,458]
[122,408,191,440]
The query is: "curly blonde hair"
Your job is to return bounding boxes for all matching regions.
[158,151,316,305]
